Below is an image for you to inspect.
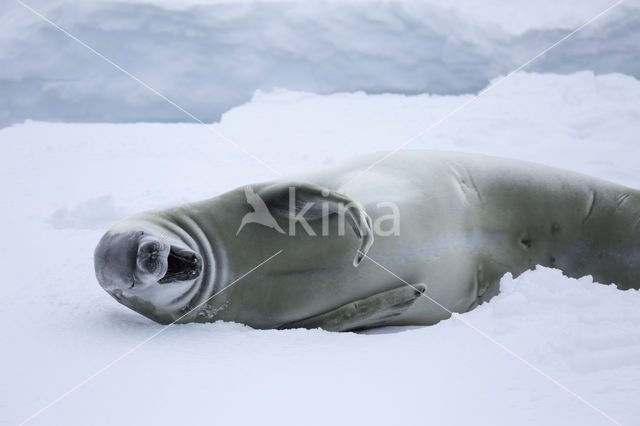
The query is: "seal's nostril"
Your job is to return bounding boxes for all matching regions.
[140,241,160,254]
[138,239,170,261]
[136,240,170,277]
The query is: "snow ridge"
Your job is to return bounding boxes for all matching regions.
[2,0,640,127]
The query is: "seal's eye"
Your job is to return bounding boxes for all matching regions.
[129,277,136,289]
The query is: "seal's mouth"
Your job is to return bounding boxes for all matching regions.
[158,246,202,284]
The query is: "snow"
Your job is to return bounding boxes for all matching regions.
[2,71,640,425]
[2,0,640,127]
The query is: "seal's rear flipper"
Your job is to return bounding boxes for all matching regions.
[279,283,426,332]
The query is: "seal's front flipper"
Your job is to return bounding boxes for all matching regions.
[280,284,426,332]
[257,182,373,266]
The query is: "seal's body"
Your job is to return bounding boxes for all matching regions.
[94,151,640,330]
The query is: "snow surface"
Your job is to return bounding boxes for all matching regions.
[2,0,640,126]
[2,71,640,425]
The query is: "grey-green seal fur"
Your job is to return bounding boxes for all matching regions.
[94,151,640,330]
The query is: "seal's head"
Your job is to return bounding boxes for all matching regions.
[94,230,203,323]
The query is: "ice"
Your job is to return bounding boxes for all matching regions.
[2,71,640,425]
[2,0,640,127]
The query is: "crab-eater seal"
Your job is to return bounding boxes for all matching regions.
[94,151,640,330]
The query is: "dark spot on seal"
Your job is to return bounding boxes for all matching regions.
[598,252,604,260]
[549,255,556,264]
[520,237,532,249]
[551,223,561,234]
